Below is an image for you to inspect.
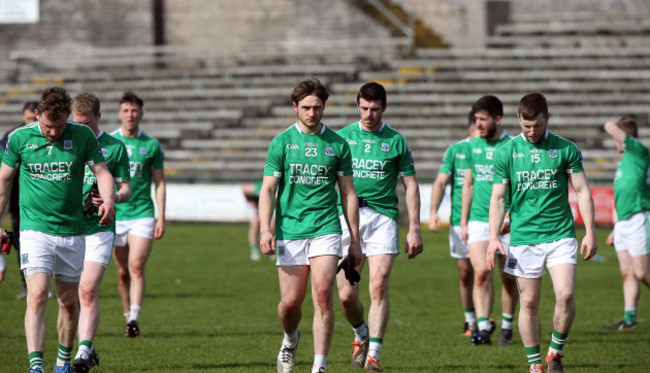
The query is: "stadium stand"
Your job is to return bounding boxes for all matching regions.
[0,0,648,183]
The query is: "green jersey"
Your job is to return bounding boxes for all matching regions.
[438,137,470,226]
[613,135,650,221]
[3,121,105,236]
[464,130,512,222]
[263,123,353,240]
[493,131,584,245]
[336,121,416,221]
[83,131,131,235]
[110,129,164,221]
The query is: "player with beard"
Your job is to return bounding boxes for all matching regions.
[460,95,519,346]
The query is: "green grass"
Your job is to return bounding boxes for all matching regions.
[0,224,648,372]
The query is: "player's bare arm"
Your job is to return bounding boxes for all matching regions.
[258,175,278,255]
[90,162,115,226]
[569,171,598,260]
[460,168,474,243]
[429,172,450,232]
[487,183,507,270]
[0,164,16,237]
[403,174,423,259]
[604,120,627,143]
[338,174,363,266]
[152,169,166,239]
[91,181,131,207]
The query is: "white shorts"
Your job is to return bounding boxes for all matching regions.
[505,237,578,278]
[0,253,5,272]
[449,225,469,259]
[340,208,399,257]
[467,221,510,250]
[20,230,85,282]
[276,233,342,266]
[85,231,116,267]
[614,211,650,257]
[115,217,155,246]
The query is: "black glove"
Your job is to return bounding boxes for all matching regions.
[336,256,360,286]
[1,231,13,255]
[83,183,100,216]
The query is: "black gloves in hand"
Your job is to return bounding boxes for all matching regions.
[336,256,360,286]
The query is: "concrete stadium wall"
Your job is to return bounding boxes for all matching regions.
[0,0,151,59]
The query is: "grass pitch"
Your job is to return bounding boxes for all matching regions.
[0,224,648,372]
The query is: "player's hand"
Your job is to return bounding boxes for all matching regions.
[486,237,505,270]
[97,202,115,226]
[581,233,597,261]
[428,213,441,232]
[0,229,13,255]
[154,219,165,239]
[606,230,614,246]
[347,240,363,268]
[259,230,276,255]
[405,230,423,259]
[460,223,468,244]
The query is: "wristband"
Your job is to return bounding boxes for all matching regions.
[258,229,273,242]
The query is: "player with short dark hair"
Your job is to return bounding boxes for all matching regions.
[71,92,131,372]
[461,95,519,346]
[111,91,166,338]
[0,87,115,373]
[336,82,423,372]
[487,92,597,373]
[259,78,362,373]
[602,116,650,330]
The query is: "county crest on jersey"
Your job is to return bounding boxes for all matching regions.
[110,129,164,221]
[337,121,415,221]
[263,123,353,240]
[438,137,470,226]
[463,130,513,223]
[3,121,105,236]
[83,131,131,235]
[613,135,650,221]
[493,131,584,245]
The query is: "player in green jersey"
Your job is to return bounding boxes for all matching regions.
[259,78,362,373]
[110,91,166,338]
[0,87,115,373]
[487,92,597,373]
[71,93,132,372]
[429,111,478,336]
[602,116,650,330]
[335,82,423,372]
[460,96,519,346]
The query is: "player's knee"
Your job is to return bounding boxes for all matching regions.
[474,268,491,285]
[26,290,49,312]
[555,288,574,307]
[459,268,473,284]
[78,284,97,307]
[313,290,333,313]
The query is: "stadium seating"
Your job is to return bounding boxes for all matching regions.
[1,1,647,183]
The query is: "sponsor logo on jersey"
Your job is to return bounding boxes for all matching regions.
[325,147,333,156]
[286,144,300,150]
[346,139,357,146]
[25,144,38,150]
[139,147,147,155]
[101,148,109,157]
[513,152,524,158]
[549,149,558,158]
[64,140,73,150]
[473,148,483,154]
[456,153,466,159]
[381,143,390,152]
